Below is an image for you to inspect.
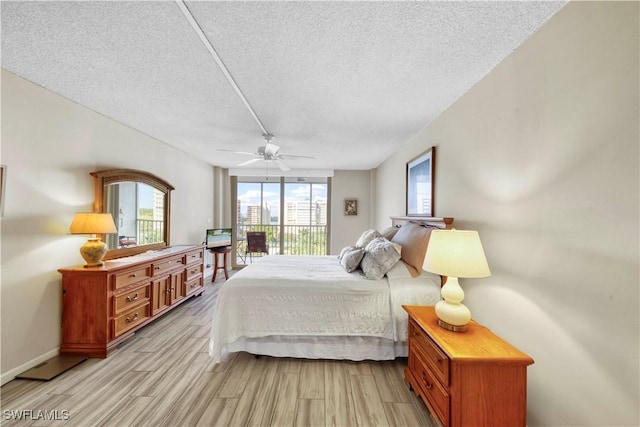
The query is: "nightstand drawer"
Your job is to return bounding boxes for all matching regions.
[413,348,450,426]
[410,319,450,385]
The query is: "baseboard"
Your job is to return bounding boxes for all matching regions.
[1,347,59,386]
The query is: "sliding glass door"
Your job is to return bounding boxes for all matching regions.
[235,176,329,263]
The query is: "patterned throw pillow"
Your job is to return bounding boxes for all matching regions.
[340,247,365,272]
[355,229,382,248]
[361,237,402,280]
[338,245,354,260]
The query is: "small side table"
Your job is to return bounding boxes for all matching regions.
[210,247,231,282]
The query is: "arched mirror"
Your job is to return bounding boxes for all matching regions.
[91,169,173,259]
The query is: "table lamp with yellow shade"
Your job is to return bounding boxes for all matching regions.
[423,229,491,332]
[69,212,118,267]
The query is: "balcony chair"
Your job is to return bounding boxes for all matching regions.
[245,231,269,262]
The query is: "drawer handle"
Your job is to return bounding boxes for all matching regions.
[126,313,139,323]
[126,292,139,302]
[421,372,433,389]
[155,266,160,270]
[129,273,137,278]
[191,268,198,274]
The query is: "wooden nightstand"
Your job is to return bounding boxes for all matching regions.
[403,305,534,427]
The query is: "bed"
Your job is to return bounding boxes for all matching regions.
[209,217,453,363]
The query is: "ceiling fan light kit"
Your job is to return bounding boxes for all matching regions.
[229,133,315,172]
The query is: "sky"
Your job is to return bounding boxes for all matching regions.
[237,182,327,217]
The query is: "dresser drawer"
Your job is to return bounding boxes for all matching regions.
[152,256,185,276]
[114,284,150,314]
[412,348,450,426]
[185,263,203,281]
[410,320,449,385]
[185,249,204,265]
[113,303,150,337]
[114,266,152,289]
[186,276,203,294]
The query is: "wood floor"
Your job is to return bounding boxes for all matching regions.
[0,272,436,427]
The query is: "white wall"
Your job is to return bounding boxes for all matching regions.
[0,70,216,383]
[375,2,638,426]
[330,170,374,254]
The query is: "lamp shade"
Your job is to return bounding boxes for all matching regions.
[69,213,117,235]
[423,229,491,278]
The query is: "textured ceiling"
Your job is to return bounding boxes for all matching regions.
[1,1,566,171]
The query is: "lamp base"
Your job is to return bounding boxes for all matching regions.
[79,238,108,268]
[437,318,468,332]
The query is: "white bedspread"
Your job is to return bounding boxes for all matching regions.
[209,255,441,362]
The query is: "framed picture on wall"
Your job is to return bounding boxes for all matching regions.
[344,199,358,216]
[406,147,435,217]
[0,165,6,217]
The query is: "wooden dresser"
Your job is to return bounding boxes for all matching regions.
[58,245,205,357]
[403,305,534,427]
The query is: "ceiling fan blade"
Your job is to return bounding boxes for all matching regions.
[237,158,263,167]
[217,148,257,156]
[274,159,290,172]
[280,154,315,159]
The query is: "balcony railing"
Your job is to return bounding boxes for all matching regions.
[137,219,164,245]
[235,224,327,264]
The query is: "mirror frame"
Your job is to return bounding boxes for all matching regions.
[91,169,174,260]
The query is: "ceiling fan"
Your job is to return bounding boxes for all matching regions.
[219,134,314,171]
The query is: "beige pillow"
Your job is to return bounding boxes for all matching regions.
[391,222,435,277]
[380,226,400,241]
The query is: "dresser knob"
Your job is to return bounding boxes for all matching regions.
[126,313,139,323]
[126,292,139,302]
[129,273,137,278]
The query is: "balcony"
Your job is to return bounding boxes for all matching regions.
[235,224,327,264]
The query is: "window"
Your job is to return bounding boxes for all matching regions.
[235,176,329,262]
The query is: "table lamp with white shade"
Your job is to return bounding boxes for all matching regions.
[423,229,491,332]
[69,212,118,267]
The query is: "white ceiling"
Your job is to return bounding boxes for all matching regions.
[1,1,566,171]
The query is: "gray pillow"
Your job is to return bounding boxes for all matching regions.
[338,245,354,260]
[340,247,365,272]
[355,229,382,248]
[361,237,401,280]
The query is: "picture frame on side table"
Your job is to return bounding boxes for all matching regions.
[406,147,434,217]
[344,199,358,216]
